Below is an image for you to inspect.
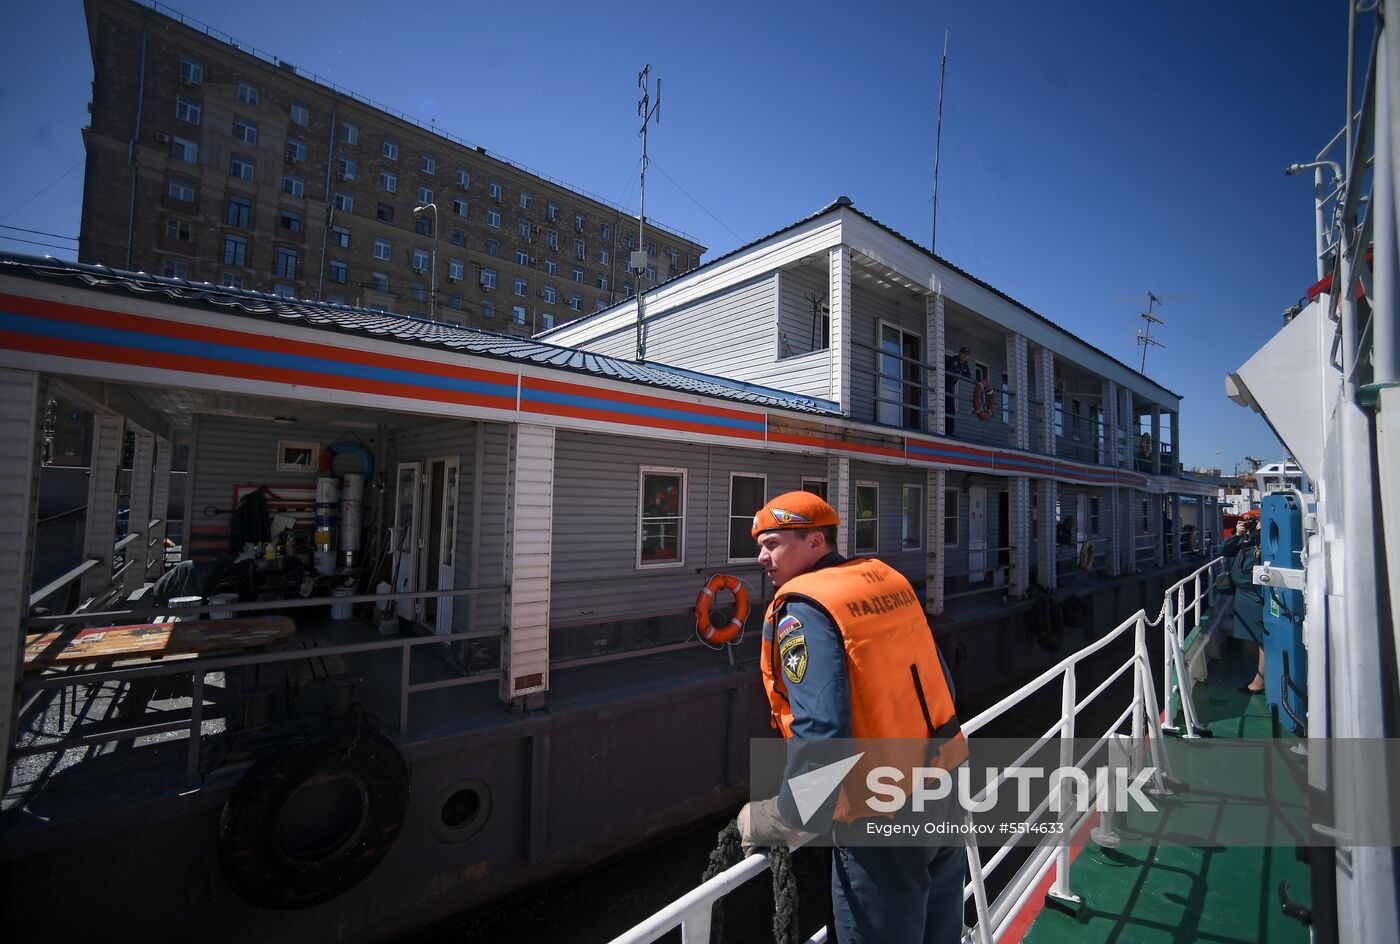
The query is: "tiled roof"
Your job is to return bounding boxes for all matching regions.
[0,253,835,415]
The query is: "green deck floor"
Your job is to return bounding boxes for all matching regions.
[1021,649,1313,944]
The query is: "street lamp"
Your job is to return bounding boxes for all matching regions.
[412,203,438,320]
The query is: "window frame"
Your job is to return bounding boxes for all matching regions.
[289,101,309,126]
[637,466,687,569]
[237,81,258,105]
[944,488,959,546]
[179,57,202,85]
[283,174,304,197]
[230,155,255,181]
[225,194,251,229]
[727,472,767,562]
[373,238,391,261]
[901,484,923,552]
[175,94,201,125]
[800,478,829,502]
[333,191,353,213]
[875,320,924,430]
[383,138,399,160]
[854,481,880,554]
[233,116,258,145]
[167,178,196,203]
[275,245,298,279]
[172,136,198,164]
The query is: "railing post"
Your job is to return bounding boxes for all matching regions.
[964,824,994,944]
[185,669,204,789]
[1161,594,1178,732]
[678,905,712,944]
[1134,614,1177,793]
[1047,665,1082,909]
[399,644,412,734]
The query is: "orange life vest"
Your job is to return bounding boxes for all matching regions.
[760,558,967,819]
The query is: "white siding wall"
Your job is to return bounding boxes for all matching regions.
[845,461,935,591]
[848,284,933,429]
[502,424,554,698]
[0,369,42,792]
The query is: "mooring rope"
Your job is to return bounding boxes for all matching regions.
[701,818,802,944]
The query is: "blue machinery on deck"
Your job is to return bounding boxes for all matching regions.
[1257,491,1310,734]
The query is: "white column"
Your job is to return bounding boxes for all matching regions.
[1121,489,1137,573]
[1170,495,1182,563]
[928,293,946,435]
[500,423,555,706]
[79,413,124,604]
[1151,406,1162,476]
[1009,475,1031,597]
[1008,334,1030,450]
[1123,390,1136,469]
[1106,485,1122,576]
[147,436,172,580]
[928,468,946,614]
[828,456,850,558]
[1034,348,1056,455]
[0,369,44,793]
[1103,380,1119,467]
[1036,478,1057,590]
[829,246,851,415]
[125,428,155,594]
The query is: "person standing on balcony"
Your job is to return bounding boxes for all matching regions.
[738,491,967,944]
[944,346,971,436]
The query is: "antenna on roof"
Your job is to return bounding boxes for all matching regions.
[1136,291,1167,372]
[931,31,949,254]
[634,65,661,361]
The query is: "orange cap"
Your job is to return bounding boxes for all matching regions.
[1241,509,1261,519]
[751,490,840,538]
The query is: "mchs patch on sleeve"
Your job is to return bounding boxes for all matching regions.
[779,632,807,684]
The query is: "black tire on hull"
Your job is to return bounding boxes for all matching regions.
[218,716,410,910]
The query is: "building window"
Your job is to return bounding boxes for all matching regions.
[278,208,302,233]
[573,238,585,259]
[542,229,557,250]
[639,468,685,566]
[519,190,531,209]
[569,293,582,310]
[728,474,766,560]
[623,283,633,297]
[412,249,429,272]
[596,299,607,312]
[482,299,495,319]
[163,218,190,242]
[855,482,879,553]
[418,185,433,205]
[175,95,201,125]
[571,267,583,283]
[179,57,202,85]
[421,153,435,174]
[371,272,389,292]
[1089,497,1101,536]
[233,116,257,144]
[339,121,358,144]
[414,216,433,236]
[167,178,196,203]
[543,259,556,275]
[283,174,304,197]
[161,259,187,279]
[455,167,469,187]
[512,305,526,325]
[448,259,465,281]
[334,191,353,213]
[223,233,247,267]
[645,265,657,282]
[574,213,585,232]
[598,249,610,265]
[625,233,635,250]
[285,136,307,163]
[546,203,558,221]
[877,323,923,429]
[376,203,394,223]
[276,246,298,278]
[380,171,396,193]
[484,239,498,257]
[273,283,294,298]
[596,275,608,291]
[801,478,829,501]
[541,312,554,329]
[513,276,527,296]
[511,249,527,267]
[480,268,497,290]
[1141,499,1151,533]
[453,197,468,216]
[373,238,391,261]
[230,155,254,181]
[600,223,612,240]
[488,181,502,201]
[237,81,258,105]
[541,285,556,303]
[450,228,465,246]
[383,138,398,160]
[226,194,251,228]
[172,136,198,164]
[517,219,531,239]
[337,156,355,180]
[668,249,679,267]
[221,272,244,289]
[332,224,350,248]
[290,102,309,126]
[411,283,427,302]
[647,242,657,257]
[447,291,463,310]
[328,260,347,283]
[901,485,923,551]
[944,489,959,545]
[486,209,501,228]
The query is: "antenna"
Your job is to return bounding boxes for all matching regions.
[1136,291,1167,372]
[634,65,660,361]
[931,32,949,254]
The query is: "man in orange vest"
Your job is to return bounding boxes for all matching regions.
[738,490,966,944]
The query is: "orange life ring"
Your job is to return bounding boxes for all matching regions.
[972,379,995,420]
[695,573,747,645]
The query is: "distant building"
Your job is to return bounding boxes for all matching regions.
[78,0,705,335]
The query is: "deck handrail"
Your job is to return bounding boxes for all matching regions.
[610,558,1224,944]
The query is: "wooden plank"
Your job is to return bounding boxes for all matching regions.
[23,616,296,668]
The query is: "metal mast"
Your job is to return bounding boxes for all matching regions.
[931,32,948,254]
[634,65,660,361]
[1136,291,1166,373]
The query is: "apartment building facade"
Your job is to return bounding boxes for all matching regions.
[77,0,706,335]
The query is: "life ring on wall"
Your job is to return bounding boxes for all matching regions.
[1139,432,1153,457]
[695,573,748,645]
[971,379,996,420]
[218,716,410,909]
[1078,541,1097,570]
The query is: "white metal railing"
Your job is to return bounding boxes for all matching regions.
[611,558,1224,944]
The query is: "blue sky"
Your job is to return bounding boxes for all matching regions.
[0,1,1351,471]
